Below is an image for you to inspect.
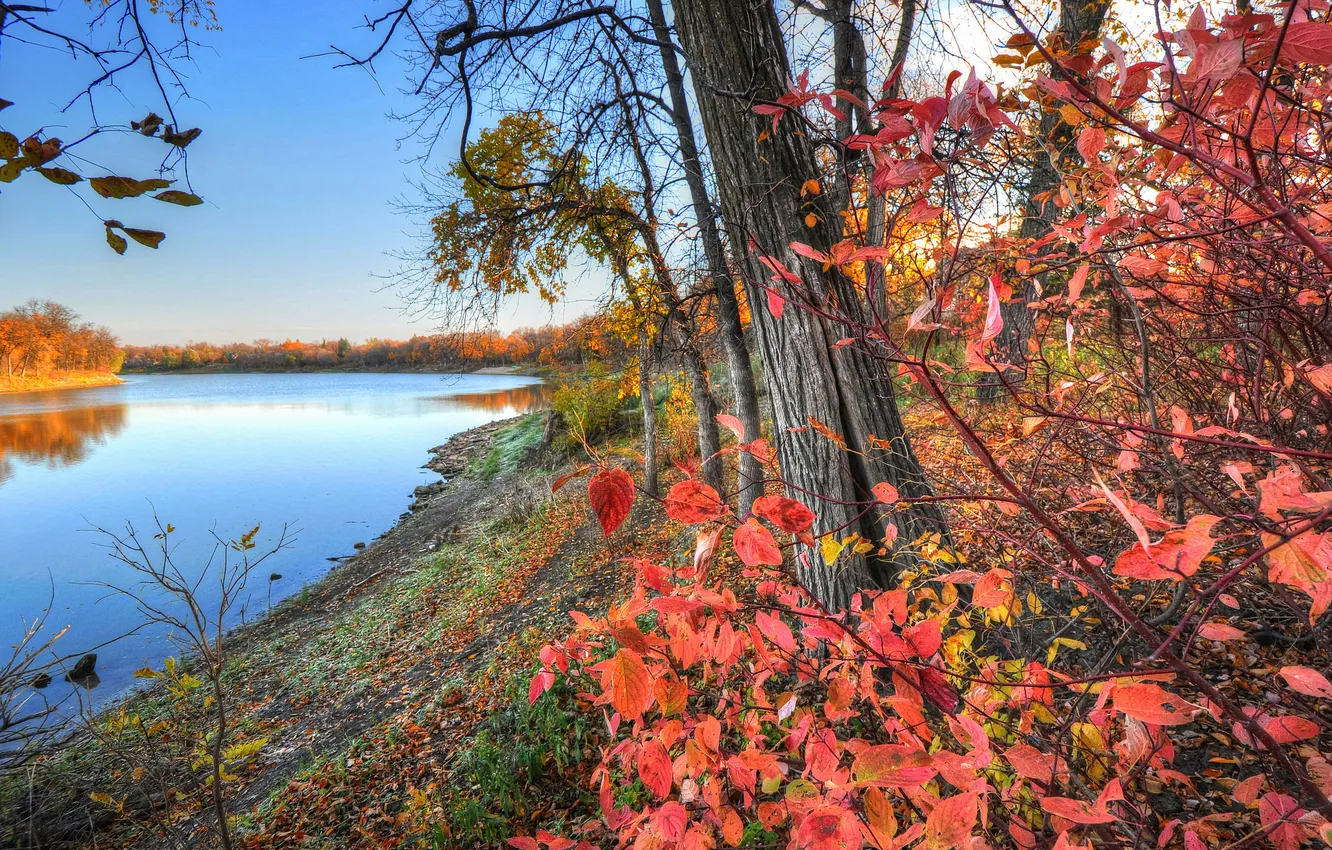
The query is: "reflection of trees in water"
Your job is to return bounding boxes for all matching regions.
[425,384,554,414]
[0,404,128,480]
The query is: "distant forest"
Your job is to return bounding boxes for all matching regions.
[121,315,627,372]
[0,300,122,378]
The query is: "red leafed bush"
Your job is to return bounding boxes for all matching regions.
[522,4,1332,849]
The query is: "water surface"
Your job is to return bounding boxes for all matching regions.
[0,372,548,707]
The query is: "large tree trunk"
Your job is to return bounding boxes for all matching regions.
[671,0,948,611]
[979,0,1110,400]
[645,0,764,516]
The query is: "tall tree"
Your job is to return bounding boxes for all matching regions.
[643,0,764,515]
[981,0,1111,398]
[669,0,947,609]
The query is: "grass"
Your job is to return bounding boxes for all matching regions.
[471,413,545,480]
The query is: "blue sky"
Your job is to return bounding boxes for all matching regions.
[0,2,591,345]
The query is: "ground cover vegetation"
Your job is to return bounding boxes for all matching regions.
[6,0,1332,849]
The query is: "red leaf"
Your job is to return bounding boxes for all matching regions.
[1067,263,1090,305]
[796,805,863,850]
[638,739,673,798]
[904,619,942,658]
[528,670,555,705]
[508,839,540,850]
[1261,714,1320,743]
[918,666,959,714]
[1040,796,1116,825]
[588,468,635,536]
[767,287,786,319]
[1113,683,1199,726]
[982,274,1003,342]
[872,481,900,505]
[1113,514,1220,581]
[1279,665,1332,699]
[1279,22,1332,65]
[1197,623,1246,641]
[1259,793,1306,850]
[716,413,745,441]
[664,480,728,524]
[734,518,783,566]
[1076,127,1105,162]
[753,494,816,534]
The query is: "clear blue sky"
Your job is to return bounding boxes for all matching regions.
[0,2,590,345]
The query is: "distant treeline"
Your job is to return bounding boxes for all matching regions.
[0,300,122,378]
[122,315,630,372]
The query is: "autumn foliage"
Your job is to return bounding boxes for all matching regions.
[521,7,1332,850]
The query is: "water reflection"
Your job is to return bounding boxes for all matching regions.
[423,383,553,414]
[0,404,128,482]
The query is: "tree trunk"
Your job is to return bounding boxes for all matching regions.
[639,336,660,498]
[671,0,948,611]
[611,79,725,493]
[645,0,764,515]
[979,0,1110,400]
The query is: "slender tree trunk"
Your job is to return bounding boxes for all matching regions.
[671,0,948,611]
[638,335,659,497]
[645,0,764,514]
[979,0,1109,400]
[612,82,724,492]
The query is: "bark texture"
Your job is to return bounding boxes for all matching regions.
[645,0,764,515]
[671,0,947,610]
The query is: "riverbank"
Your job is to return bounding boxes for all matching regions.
[6,409,679,848]
[119,363,550,378]
[0,371,124,394]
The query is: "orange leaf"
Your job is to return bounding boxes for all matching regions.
[851,745,936,788]
[1113,683,1199,726]
[872,482,900,505]
[602,648,654,721]
[924,793,978,850]
[1040,796,1116,825]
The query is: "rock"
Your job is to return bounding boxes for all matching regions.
[67,653,96,681]
[353,541,366,550]
[31,672,51,689]
[413,481,447,500]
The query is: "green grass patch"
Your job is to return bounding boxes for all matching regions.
[471,413,545,480]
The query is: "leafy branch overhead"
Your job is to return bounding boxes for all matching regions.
[1,103,204,253]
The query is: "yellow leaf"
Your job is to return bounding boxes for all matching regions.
[821,535,846,566]
[1058,104,1087,126]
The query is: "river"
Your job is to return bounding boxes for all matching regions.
[0,372,549,708]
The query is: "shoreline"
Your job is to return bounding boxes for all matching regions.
[118,363,548,378]
[10,411,554,845]
[0,371,125,395]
